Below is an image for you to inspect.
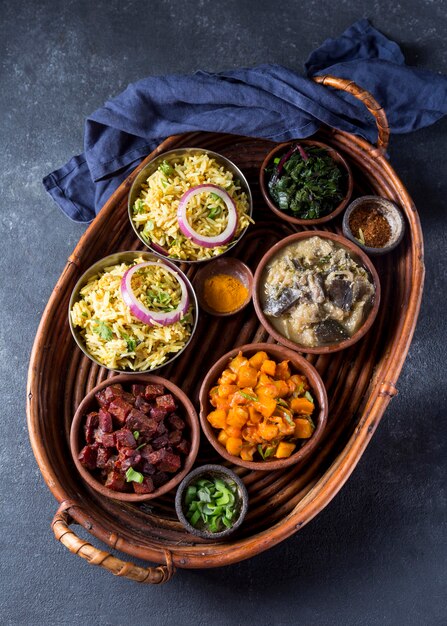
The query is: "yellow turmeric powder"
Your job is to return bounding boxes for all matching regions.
[203,273,248,313]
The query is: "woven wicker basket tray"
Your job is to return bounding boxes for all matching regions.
[27,76,424,584]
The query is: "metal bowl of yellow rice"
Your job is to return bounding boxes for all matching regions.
[128,148,253,263]
[69,250,199,373]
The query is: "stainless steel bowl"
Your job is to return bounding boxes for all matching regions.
[128,147,253,263]
[68,250,199,373]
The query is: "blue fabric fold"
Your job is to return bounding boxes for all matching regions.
[43,18,447,223]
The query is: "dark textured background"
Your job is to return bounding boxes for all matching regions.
[1,1,446,625]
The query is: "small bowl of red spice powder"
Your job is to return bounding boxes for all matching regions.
[343,196,405,255]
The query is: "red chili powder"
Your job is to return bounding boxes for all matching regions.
[349,205,391,248]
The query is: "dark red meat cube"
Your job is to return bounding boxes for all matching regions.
[131,384,146,397]
[108,397,133,424]
[139,444,154,459]
[144,384,165,400]
[148,448,168,466]
[168,414,186,431]
[122,391,136,405]
[149,406,167,422]
[118,447,142,471]
[84,412,99,444]
[176,439,190,456]
[78,444,98,470]
[126,409,158,438]
[135,395,152,414]
[95,389,109,407]
[152,434,170,450]
[156,421,167,436]
[156,394,176,412]
[96,446,112,469]
[115,428,137,450]
[101,432,116,449]
[105,454,118,471]
[98,408,113,432]
[158,451,181,473]
[133,476,155,494]
[105,469,127,492]
[152,472,169,488]
[140,461,156,475]
[168,429,182,446]
[104,384,124,401]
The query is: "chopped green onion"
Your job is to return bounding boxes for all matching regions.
[304,391,314,403]
[240,391,258,401]
[208,206,221,219]
[125,467,144,484]
[133,431,139,440]
[159,160,174,176]
[183,475,240,533]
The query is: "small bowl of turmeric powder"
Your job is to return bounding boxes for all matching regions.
[193,257,253,316]
[342,196,405,256]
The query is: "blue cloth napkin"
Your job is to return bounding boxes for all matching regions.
[43,19,447,223]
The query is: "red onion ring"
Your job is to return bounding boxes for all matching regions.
[177,184,238,248]
[121,262,189,326]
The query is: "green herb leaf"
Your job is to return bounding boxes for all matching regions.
[159,160,174,176]
[125,468,144,484]
[92,320,113,341]
[304,391,314,403]
[240,391,258,401]
[208,206,221,219]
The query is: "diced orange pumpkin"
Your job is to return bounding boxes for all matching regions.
[217,384,238,398]
[240,444,256,461]
[207,409,227,430]
[225,425,242,438]
[275,441,296,458]
[257,383,278,399]
[214,397,231,411]
[227,407,248,428]
[257,421,279,441]
[226,436,243,456]
[275,360,291,380]
[230,390,252,407]
[274,380,290,398]
[290,397,314,415]
[237,365,259,388]
[272,409,295,436]
[258,372,273,386]
[253,396,277,419]
[242,425,261,444]
[218,368,237,384]
[228,352,248,373]
[294,418,314,438]
[209,386,220,407]
[248,351,268,370]
[217,430,229,446]
[289,374,308,392]
[261,359,276,377]
[248,406,263,424]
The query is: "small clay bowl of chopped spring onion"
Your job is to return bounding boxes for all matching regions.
[260,140,353,225]
[175,464,248,539]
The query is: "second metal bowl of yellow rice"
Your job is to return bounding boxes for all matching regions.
[68,250,199,373]
[128,148,253,263]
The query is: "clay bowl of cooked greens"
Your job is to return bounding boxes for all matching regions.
[175,464,248,540]
[259,140,353,225]
[253,232,381,354]
[128,147,253,263]
[199,343,328,471]
[69,250,198,373]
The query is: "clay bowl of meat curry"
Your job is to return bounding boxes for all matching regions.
[253,231,381,354]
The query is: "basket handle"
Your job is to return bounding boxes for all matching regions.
[52,505,175,584]
[313,75,390,153]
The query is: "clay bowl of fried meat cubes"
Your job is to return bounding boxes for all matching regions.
[70,375,200,501]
